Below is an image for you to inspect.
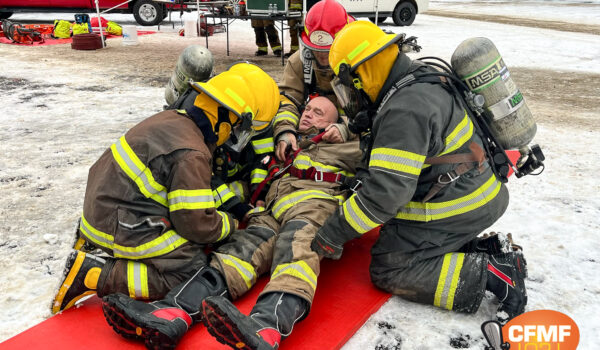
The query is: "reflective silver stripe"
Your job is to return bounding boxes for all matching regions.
[168,189,215,212]
[369,152,423,171]
[395,174,501,221]
[112,230,188,259]
[271,261,317,290]
[111,136,168,206]
[272,190,344,219]
[216,252,256,288]
[213,185,235,208]
[342,195,380,234]
[79,215,113,249]
[80,213,188,259]
[251,138,275,154]
[127,261,149,299]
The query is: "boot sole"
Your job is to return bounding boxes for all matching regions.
[202,299,263,350]
[102,297,179,350]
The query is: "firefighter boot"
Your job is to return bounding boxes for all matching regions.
[461,232,527,277]
[203,292,308,350]
[52,250,105,314]
[486,252,528,324]
[102,266,227,350]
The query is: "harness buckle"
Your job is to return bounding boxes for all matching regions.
[350,179,363,192]
[438,171,459,185]
[274,163,292,177]
[314,170,323,182]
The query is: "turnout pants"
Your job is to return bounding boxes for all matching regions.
[211,198,339,305]
[369,185,509,313]
[97,243,208,300]
[251,19,281,53]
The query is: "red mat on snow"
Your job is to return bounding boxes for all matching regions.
[0,31,155,46]
[1,230,390,350]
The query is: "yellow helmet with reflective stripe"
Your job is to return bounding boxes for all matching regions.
[227,62,279,132]
[190,62,279,147]
[329,20,403,75]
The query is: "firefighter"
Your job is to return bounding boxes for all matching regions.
[167,86,276,221]
[284,0,302,58]
[252,19,282,56]
[311,21,528,325]
[51,63,280,316]
[274,0,354,154]
[101,96,362,350]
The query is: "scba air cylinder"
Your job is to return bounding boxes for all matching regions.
[164,45,214,107]
[451,37,536,150]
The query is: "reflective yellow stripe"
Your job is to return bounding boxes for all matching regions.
[251,168,268,184]
[127,261,149,299]
[228,163,243,177]
[217,253,256,289]
[424,111,474,169]
[251,137,275,154]
[395,174,501,221]
[271,260,317,291]
[213,184,235,208]
[110,136,168,206]
[79,213,189,260]
[433,253,465,310]
[225,87,246,109]
[218,212,233,241]
[273,111,299,125]
[348,40,370,60]
[342,194,380,234]
[247,206,265,215]
[228,181,245,202]
[168,189,215,212]
[441,111,473,156]
[272,190,344,220]
[369,147,425,176]
[293,154,354,177]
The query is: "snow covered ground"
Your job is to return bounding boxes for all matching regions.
[1,0,600,349]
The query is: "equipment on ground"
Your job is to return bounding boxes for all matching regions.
[164,45,214,107]
[2,20,53,44]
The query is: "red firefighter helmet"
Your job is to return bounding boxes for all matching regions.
[301,0,354,52]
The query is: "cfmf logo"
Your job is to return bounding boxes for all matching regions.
[481,310,579,350]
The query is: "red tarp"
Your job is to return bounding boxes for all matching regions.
[1,230,390,350]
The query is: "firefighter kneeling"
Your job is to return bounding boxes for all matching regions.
[51,63,279,317]
[312,21,528,325]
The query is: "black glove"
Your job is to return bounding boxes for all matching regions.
[311,230,344,260]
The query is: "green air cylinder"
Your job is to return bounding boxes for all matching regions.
[165,45,214,107]
[451,37,536,150]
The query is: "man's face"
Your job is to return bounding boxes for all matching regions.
[298,96,338,132]
[312,50,330,67]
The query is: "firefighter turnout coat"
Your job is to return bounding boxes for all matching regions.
[80,110,236,299]
[315,54,510,313]
[210,126,362,304]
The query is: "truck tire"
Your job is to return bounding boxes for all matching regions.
[368,17,388,24]
[133,0,164,26]
[392,1,416,26]
[0,12,13,20]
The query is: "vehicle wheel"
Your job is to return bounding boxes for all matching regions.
[0,12,13,20]
[392,1,416,26]
[133,0,164,26]
[368,16,388,24]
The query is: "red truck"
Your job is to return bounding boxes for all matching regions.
[0,0,169,26]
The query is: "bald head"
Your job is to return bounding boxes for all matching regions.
[298,96,338,132]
